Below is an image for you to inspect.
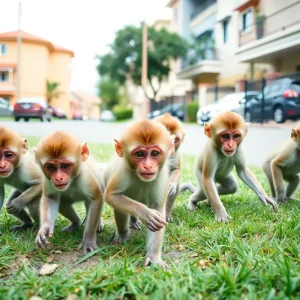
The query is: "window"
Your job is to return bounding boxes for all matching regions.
[223,19,229,44]
[241,8,253,32]
[0,72,8,82]
[0,44,7,55]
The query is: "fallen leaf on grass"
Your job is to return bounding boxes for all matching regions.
[66,294,78,300]
[28,297,43,300]
[195,260,210,270]
[12,255,30,268]
[46,255,55,263]
[39,263,59,276]
[54,250,62,254]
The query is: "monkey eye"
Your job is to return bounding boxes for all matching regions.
[151,150,160,157]
[4,152,13,159]
[221,134,230,139]
[61,163,70,170]
[46,164,56,171]
[135,151,144,158]
[233,134,241,139]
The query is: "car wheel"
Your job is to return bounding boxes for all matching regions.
[273,106,286,123]
[40,115,45,122]
[244,110,252,122]
[14,116,20,122]
[24,117,29,122]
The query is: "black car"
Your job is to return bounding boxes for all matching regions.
[244,78,300,123]
[148,103,184,121]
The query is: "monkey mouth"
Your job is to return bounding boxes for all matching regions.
[223,150,235,156]
[139,173,156,181]
[0,170,11,176]
[54,183,69,190]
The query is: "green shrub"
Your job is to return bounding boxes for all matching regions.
[187,101,199,122]
[112,105,133,120]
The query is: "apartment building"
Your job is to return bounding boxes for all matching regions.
[0,30,74,116]
[167,0,298,106]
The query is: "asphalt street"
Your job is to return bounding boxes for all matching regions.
[0,119,295,167]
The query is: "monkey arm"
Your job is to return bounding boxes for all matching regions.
[6,183,42,214]
[0,184,4,211]
[35,194,60,248]
[270,159,285,201]
[236,165,278,212]
[168,168,181,197]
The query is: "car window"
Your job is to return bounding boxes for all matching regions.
[291,81,300,92]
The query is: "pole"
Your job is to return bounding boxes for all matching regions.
[141,20,148,117]
[16,1,22,102]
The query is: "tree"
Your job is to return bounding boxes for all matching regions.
[96,25,188,102]
[46,80,63,105]
[98,79,120,109]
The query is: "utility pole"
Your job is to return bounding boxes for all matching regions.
[16,1,22,102]
[141,20,148,92]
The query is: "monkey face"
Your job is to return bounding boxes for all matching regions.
[43,159,74,191]
[129,146,164,182]
[0,149,17,177]
[218,130,242,156]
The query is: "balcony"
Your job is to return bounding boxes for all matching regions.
[236,1,300,63]
[189,0,217,21]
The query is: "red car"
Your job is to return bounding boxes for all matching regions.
[13,97,51,122]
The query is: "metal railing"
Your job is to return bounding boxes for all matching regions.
[239,1,300,46]
[190,0,217,21]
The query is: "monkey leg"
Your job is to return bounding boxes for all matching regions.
[7,190,34,232]
[285,175,300,201]
[113,209,130,243]
[27,197,40,230]
[59,203,82,232]
[129,216,142,230]
[263,162,276,198]
[187,188,207,211]
[165,188,179,222]
[217,174,238,195]
[85,200,103,233]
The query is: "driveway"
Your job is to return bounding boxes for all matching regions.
[1,120,296,167]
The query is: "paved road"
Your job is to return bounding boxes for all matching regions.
[0,120,295,167]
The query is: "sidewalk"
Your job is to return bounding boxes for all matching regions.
[250,120,299,129]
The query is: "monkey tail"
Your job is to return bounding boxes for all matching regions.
[179,183,196,193]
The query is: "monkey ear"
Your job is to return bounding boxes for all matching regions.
[80,143,89,162]
[21,138,28,154]
[291,129,297,141]
[33,148,39,163]
[204,124,211,138]
[182,133,186,143]
[169,135,176,156]
[114,139,123,157]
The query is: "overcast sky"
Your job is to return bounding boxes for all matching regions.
[0,0,171,95]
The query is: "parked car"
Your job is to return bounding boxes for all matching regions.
[13,97,51,122]
[100,110,116,122]
[72,109,83,120]
[244,78,300,123]
[197,92,259,125]
[0,97,13,116]
[148,103,184,121]
[52,107,67,119]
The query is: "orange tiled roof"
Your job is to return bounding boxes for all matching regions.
[0,30,74,57]
[0,63,17,69]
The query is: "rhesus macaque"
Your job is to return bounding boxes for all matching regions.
[263,123,300,202]
[188,111,278,222]
[34,131,104,254]
[0,126,42,232]
[104,119,173,268]
[154,113,185,222]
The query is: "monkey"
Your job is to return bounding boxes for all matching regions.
[34,131,104,255]
[0,126,43,232]
[153,113,185,222]
[187,111,278,222]
[104,119,173,268]
[263,123,300,203]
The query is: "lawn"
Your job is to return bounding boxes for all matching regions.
[1,137,300,299]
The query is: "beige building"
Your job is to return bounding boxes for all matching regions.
[0,30,74,116]
[167,0,298,107]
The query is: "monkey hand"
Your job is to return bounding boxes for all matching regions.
[139,208,167,232]
[276,193,287,203]
[35,221,54,248]
[6,198,25,214]
[214,208,232,223]
[78,236,98,255]
[145,256,167,270]
[168,182,178,198]
[260,195,278,212]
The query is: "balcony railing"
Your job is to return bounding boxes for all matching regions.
[182,48,219,70]
[239,1,300,47]
[0,82,16,91]
[190,0,217,21]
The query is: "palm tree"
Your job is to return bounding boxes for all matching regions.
[46,80,63,105]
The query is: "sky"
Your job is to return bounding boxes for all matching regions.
[0,0,171,95]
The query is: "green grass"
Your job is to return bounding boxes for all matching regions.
[1,138,300,299]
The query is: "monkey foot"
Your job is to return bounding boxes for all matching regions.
[144,257,167,270]
[166,214,173,222]
[9,222,33,232]
[187,201,197,211]
[129,220,142,230]
[62,223,81,232]
[97,222,104,233]
[78,239,98,255]
[113,231,130,244]
[214,210,232,223]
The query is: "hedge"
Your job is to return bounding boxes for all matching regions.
[187,102,199,122]
[112,106,133,120]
